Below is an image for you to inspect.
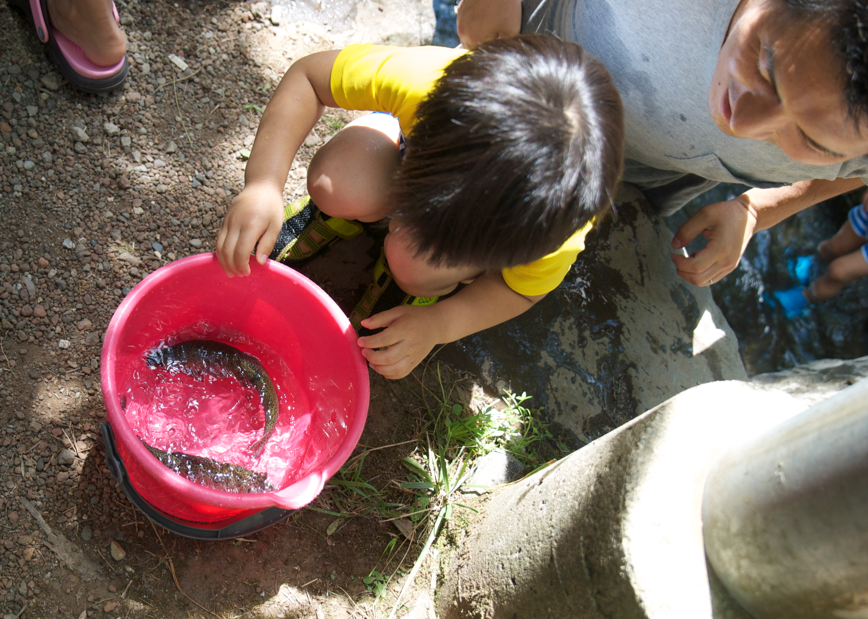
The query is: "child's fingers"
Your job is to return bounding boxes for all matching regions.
[357,325,400,351]
[367,358,413,380]
[227,234,252,277]
[365,345,414,379]
[215,227,234,277]
[218,229,247,277]
[361,338,409,366]
[254,220,281,265]
[359,307,402,331]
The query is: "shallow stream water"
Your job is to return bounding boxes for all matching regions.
[676,186,868,375]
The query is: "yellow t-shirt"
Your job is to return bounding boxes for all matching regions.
[330,44,595,297]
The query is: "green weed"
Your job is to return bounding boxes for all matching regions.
[314,363,565,616]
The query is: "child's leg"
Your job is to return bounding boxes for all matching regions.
[808,247,868,302]
[818,203,868,260]
[307,113,402,223]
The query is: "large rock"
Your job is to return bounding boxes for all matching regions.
[440,184,747,446]
[438,359,868,619]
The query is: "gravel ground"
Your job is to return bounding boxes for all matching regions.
[0,1,446,617]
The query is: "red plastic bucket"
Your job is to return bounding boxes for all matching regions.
[100,253,369,535]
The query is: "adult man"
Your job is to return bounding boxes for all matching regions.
[457,0,868,287]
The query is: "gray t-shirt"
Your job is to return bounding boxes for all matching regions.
[522,0,868,214]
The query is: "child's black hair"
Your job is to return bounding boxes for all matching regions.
[391,34,625,271]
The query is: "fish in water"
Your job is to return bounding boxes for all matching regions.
[140,439,274,493]
[146,340,279,454]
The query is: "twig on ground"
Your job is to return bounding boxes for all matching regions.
[168,557,220,617]
[20,497,102,580]
[14,601,29,618]
[0,338,12,369]
[153,67,201,93]
[147,519,219,617]
[62,428,80,459]
[172,72,195,149]
[95,548,114,569]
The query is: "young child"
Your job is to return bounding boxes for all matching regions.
[774,192,868,317]
[216,35,625,379]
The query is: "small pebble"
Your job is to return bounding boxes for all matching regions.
[70,126,89,143]
[40,72,62,90]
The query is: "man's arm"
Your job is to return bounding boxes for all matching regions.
[357,272,545,379]
[671,177,866,286]
[456,0,522,49]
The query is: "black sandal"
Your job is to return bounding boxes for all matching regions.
[349,249,438,334]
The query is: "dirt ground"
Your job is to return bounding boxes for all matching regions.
[0,0,499,617]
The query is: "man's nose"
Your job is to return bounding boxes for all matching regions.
[731,84,783,137]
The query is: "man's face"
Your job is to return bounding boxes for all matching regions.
[708,0,868,165]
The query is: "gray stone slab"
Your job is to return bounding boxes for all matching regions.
[439,184,747,446]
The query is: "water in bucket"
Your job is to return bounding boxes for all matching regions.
[121,323,331,494]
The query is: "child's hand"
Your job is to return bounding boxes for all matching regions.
[357,306,443,379]
[216,182,285,277]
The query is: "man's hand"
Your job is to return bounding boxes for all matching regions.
[216,182,285,277]
[456,0,522,49]
[357,305,443,380]
[670,179,865,286]
[670,198,757,286]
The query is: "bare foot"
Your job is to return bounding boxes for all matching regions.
[46,0,126,67]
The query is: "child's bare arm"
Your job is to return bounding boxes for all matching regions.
[357,273,545,379]
[216,50,341,277]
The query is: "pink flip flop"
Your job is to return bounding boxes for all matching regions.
[15,0,128,93]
